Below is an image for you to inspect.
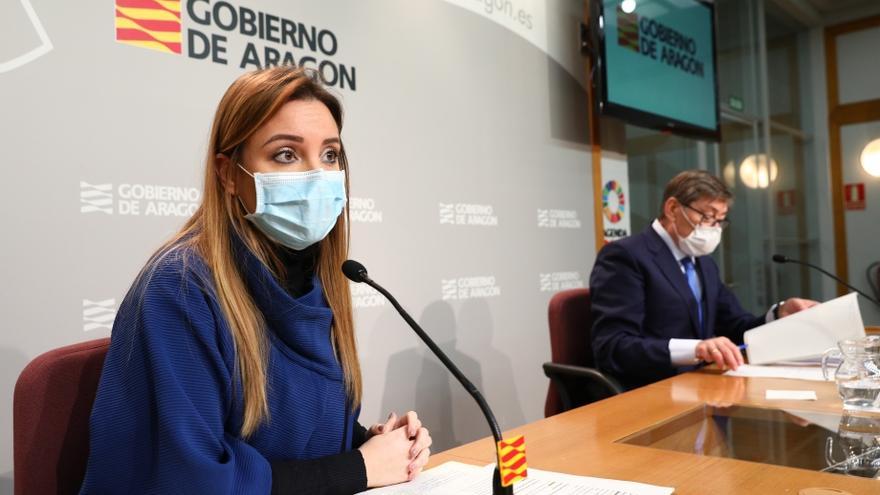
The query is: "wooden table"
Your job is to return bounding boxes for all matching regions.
[428,370,880,494]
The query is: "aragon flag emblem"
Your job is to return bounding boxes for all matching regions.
[496,435,527,487]
[115,0,181,54]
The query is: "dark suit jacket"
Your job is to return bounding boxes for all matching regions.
[589,225,765,389]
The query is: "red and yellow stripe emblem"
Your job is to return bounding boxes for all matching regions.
[617,6,639,53]
[496,435,527,487]
[115,0,181,54]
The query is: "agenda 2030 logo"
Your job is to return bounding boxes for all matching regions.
[113,0,357,90]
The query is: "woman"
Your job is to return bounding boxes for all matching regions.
[81,66,432,494]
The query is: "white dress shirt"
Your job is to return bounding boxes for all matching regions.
[651,219,775,365]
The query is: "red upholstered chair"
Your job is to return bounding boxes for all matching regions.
[543,289,622,417]
[14,338,110,495]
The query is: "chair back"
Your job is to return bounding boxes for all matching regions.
[14,338,110,495]
[544,288,594,416]
[874,262,880,300]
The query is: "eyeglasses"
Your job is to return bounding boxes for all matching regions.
[683,203,731,229]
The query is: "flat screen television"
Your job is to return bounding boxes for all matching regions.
[593,0,720,141]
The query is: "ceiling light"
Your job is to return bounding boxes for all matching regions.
[739,154,778,189]
[860,138,880,177]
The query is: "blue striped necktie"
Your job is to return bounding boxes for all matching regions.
[680,257,703,336]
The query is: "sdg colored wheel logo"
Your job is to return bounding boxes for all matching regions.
[602,180,625,223]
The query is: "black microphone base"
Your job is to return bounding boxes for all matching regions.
[493,466,514,494]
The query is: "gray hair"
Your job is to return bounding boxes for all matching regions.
[659,170,733,218]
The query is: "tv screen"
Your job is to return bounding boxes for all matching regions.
[596,0,720,140]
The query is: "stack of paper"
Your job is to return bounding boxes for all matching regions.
[724,365,827,381]
[358,461,674,495]
[744,293,865,365]
[723,293,865,382]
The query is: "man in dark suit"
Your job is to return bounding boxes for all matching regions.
[590,170,816,390]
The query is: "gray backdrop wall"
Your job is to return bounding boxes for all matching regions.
[0,0,595,487]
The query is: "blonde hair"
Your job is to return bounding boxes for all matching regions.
[154,66,359,437]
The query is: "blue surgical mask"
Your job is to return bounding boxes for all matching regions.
[238,164,346,250]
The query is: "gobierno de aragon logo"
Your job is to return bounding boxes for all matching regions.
[614,4,705,78]
[113,0,357,90]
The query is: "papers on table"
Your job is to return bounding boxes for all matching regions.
[358,461,674,495]
[724,364,829,382]
[765,389,818,400]
[726,293,866,381]
[781,409,840,432]
[744,293,865,365]
[769,357,826,366]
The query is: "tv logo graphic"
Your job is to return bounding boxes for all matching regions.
[349,197,383,223]
[538,272,584,292]
[80,182,114,214]
[0,0,54,73]
[441,276,501,301]
[614,4,705,77]
[80,181,201,216]
[438,202,498,226]
[617,5,639,53]
[537,209,581,229]
[350,282,385,308]
[83,299,117,332]
[115,0,182,54]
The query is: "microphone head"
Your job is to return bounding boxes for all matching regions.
[342,259,368,282]
[772,254,788,264]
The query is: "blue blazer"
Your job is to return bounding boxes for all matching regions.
[589,225,764,389]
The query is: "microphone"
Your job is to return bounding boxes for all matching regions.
[772,254,880,307]
[342,259,369,283]
[343,259,514,495]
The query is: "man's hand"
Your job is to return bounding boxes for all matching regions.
[778,297,819,318]
[695,336,744,371]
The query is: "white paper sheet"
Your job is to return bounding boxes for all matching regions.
[744,293,865,365]
[358,461,675,495]
[765,390,818,400]
[780,409,840,432]
[724,364,830,381]
[771,356,829,366]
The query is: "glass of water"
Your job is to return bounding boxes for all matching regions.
[825,412,880,478]
[822,336,880,412]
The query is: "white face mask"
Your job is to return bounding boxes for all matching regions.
[237,164,346,250]
[676,205,722,257]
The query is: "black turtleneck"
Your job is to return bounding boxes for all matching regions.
[275,244,318,298]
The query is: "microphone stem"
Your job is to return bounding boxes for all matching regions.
[363,278,504,443]
[358,272,514,494]
[788,259,880,307]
